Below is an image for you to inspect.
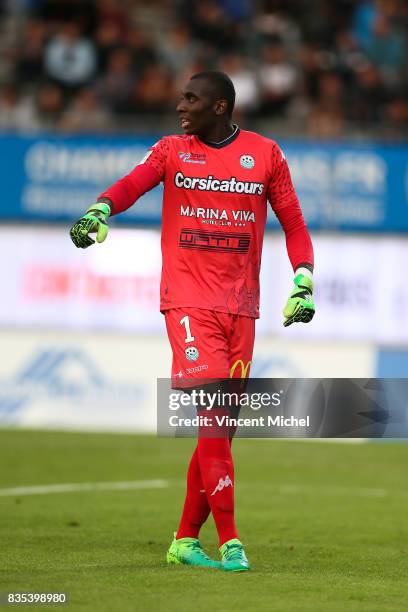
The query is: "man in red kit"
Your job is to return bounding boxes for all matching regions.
[70,71,315,572]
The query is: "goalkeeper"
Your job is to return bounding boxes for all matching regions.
[70,70,315,572]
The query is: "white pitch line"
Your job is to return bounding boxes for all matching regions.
[237,481,408,498]
[0,479,169,497]
[277,484,390,498]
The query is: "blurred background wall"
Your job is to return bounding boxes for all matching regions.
[0,0,407,431]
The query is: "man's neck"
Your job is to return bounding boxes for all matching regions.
[200,123,235,144]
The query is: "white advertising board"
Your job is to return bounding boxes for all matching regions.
[265,234,408,344]
[0,330,171,432]
[0,225,276,335]
[0,226,407,343]
[0,330,375,432]
[0,226,163,332]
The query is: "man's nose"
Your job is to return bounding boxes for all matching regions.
[177,99,187,113]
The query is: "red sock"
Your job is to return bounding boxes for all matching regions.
[197,436,239,546]
[176,446,211,539]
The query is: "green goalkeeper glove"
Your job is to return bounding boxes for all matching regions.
[70,203,110,249]
[283,270,315,327]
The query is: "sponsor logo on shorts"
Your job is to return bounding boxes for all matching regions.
[230,359,252,379]
[179,229,251,253]
[186,364,208,374]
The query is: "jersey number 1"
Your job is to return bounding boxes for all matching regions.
[180,315,195,343]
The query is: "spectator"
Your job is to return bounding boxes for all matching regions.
[300,0,346,49]
[307,70,346,139]
[43,22,97,93]
[34,0,97,36]
[0,0,405,136]
[132,63,174,114]
[219,0,252,23]
[187,0,238,51]
[58,87,112,132]
[126,27,158,77]
[318,70,345,106]
[307,102,345,139]
[0,82,37,132]
[33,82,65,129]
[218,54,259,115]
[333,28,366,76]
[157,23,199,74]
[297,42,324,101]
[96,0,128,34]
[173,57,212,98]
[253,7,301,48]
[351,0,379,49]
[349,63,387,125]
[364,14,407,87]
[15,18,47,83]
[383,96,408,138]
[94,21,123,74]
[258,39,298,115]
[94,47,135,114]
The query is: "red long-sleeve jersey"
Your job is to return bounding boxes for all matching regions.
[99,127,313,318]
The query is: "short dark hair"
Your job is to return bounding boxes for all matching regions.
[190,70,235,116]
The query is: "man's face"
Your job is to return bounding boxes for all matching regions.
[176,78,226,136]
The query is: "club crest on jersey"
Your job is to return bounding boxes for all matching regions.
[240,154,255,169]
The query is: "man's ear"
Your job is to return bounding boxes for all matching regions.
[214,99,228,115]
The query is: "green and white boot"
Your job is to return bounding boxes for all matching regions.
[220,538,250,572]
[166,534,221,569]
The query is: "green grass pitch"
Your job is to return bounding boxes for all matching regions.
[0,429,407,611]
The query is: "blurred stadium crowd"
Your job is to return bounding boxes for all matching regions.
[0,0,406,138]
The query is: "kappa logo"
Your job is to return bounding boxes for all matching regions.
[178,151,206,164]
[211,475,233,496]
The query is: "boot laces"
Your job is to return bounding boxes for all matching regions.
[223,543,243,561]
[184,540,211,560]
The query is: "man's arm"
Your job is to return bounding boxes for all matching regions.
[69,139,168,248]
[267,143,315,326]
[96,162,162,216]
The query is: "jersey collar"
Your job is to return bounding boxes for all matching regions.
[199,124,240,149]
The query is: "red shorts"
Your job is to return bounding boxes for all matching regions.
[164,308,255,386]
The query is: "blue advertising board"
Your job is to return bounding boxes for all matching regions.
[1,133,407,231]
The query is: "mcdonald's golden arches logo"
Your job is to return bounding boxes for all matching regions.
[229,359,252,379]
